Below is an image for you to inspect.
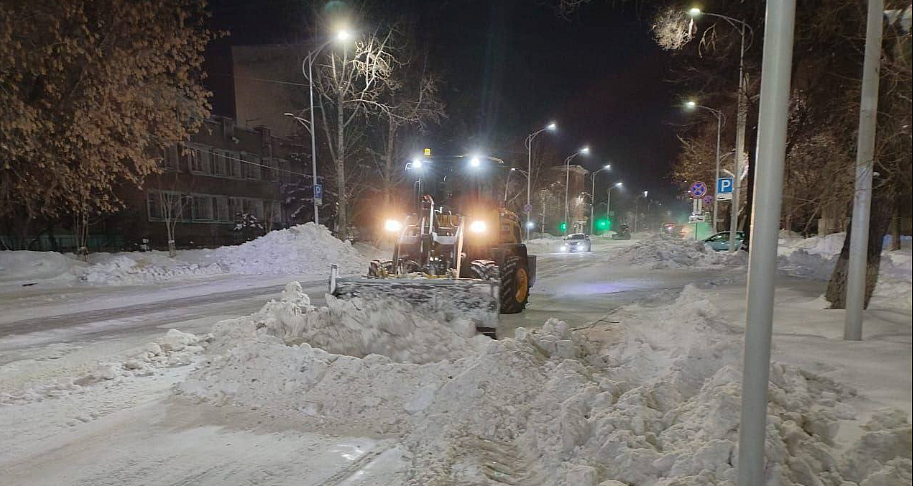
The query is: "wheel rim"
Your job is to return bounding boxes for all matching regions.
[515,267,528,303]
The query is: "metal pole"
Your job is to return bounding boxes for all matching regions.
[845,0,884,341]
[713,113,722,231]
[527,139,533,240]
[737,1,795,484]
[564,160,571,234]
[729,24,747,252]
[589,172,598,235]
[307,55,320,225]
[606,188,612,218]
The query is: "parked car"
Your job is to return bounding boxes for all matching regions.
[559,233,592,252]
[704,231,746,251]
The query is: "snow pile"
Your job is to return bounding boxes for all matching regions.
[619,237,746,269]
[0,330,208,406]
[211,223,366,276]
[79,253,224,285]
[178,284,911,485]
[0,223,369,287]
[0,250,84,285]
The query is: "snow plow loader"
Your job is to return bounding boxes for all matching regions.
[328,154,536,338]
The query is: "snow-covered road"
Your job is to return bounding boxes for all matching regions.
[1,235,910,485]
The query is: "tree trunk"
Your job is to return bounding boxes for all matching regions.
[336,89,348,241]
[889,200,900,251]
[825,191,894,308]
[383,118,396,212]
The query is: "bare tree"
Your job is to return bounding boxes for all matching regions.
[311,27,399,241]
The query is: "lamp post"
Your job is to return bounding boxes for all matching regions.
[297,28,352,226]
[524,122,556,239]
[589,164,611,235]
[688,7,753,252]
[606,182,622,227]
[684,100,725,231]
[563,146,590,235]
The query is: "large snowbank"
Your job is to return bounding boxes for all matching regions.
[0,224,367,287]
[618,237,747,269]
[178,283,911,485]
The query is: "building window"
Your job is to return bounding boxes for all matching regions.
[191,195,213,221]
[242,152,261,180]
[214,196,230,222]
[227,151,242,178]
[187,144,212,175]
[278,159,291,183]
[161,147,179,171]
[147,191,163,220]
[229,196,243,219]
[212,150,227,177]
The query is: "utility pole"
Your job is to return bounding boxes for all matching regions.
[737,1,795,484]
[730,23,747,252]
[845,0,884,341]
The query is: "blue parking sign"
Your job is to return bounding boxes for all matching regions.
[314,183,323,204]
[717,177,734,194]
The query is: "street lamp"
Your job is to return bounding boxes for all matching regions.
[589,164,612,235]
[688,7,753,252]
[563,146,590,235]
[684,100,725,231]
[606,182,622,226]
[299,27,353,225]
[524,121,557,239]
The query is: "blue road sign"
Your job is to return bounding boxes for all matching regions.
[689,181,707,198]
[717,177,734,194]
[314,183,323,204]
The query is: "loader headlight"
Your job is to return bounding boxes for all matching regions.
[469,220,487,233]
[384,219,403,233]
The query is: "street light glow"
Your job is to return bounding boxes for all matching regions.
[603,164,611,170]
[580,146,590,154]
[469,156,482,168]
[688,7,702,17]
[412,158,423,169]
[685,100,697,109]
[335,29,352,42]
[546,122,557,131]
[616,182,623,187]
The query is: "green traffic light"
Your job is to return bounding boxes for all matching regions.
[558,222,567,232]
[596,219,610,230]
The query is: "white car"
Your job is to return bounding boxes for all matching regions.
[559,233,592,252]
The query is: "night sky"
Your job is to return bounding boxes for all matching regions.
[205,0,688,216]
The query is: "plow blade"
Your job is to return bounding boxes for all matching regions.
[329,265,500,332]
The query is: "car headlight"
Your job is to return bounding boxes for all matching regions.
[559,244,568,252]
[469,220,487,233]
[384,219,403,233]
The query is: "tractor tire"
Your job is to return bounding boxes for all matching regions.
[469,260,500,339]
[367,259,394,278]
[469,259,499,281]
[499,256,529,314]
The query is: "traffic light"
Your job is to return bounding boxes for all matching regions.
[595,219,611,231]
[558,222,567,232]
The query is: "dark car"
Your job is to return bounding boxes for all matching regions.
[560,233,592,252]
[704,231,746,251]
[612,224,632,240]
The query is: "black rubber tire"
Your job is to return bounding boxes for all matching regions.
[367,259,393,278]
[469,259,499,281]
[499,255,529,314]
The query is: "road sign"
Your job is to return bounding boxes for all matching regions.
[313,183,323,205]
[717,193,733,201]
[703,195,714,206]
[689,181,708,198]
[523,203,533,214]
[717,177,734,194]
